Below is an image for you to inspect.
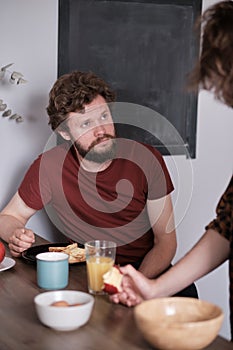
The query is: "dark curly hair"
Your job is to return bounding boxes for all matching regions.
[188,0,233,107]
[47,71,116,130]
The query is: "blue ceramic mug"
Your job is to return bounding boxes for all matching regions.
[36,252,69,290]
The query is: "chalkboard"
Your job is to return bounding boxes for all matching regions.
[58,0,202,158]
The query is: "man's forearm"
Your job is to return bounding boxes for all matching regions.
[0,214,25,243]
[138,242,176,279]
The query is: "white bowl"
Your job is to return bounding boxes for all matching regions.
[34,290,94,331]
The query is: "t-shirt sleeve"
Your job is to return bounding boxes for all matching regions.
[147,146,174,200]
[18,155,52,210]
[205,176,233,240]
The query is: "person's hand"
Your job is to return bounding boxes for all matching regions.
[110,264,155,306]
[8,228,35,257]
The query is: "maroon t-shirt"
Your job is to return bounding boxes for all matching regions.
[19,139,174,265]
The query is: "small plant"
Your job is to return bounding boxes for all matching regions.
[0,63,28,123]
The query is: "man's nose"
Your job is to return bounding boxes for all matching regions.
[93,124,106,137]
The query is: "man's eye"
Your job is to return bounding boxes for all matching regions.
[101,113,108,120]
[81,120,90,128]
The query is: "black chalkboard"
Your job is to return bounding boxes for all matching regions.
[58,0,202,158]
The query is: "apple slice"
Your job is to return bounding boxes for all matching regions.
[103,266,123,294]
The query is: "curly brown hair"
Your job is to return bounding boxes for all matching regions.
[189,1,233,107]
[47,71,116,130]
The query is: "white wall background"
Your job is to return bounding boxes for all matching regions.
[0,0,232,340]
[0,0,62,240]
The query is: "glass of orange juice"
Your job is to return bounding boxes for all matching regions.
[85,240,116,295]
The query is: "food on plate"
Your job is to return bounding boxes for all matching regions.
[51,300,83,307]
[103,266,123,294]
[48,243,85,263]
[0,241,6,263]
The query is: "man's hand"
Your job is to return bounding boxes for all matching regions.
[8,228,35,257]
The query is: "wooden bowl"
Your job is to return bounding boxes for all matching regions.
[134,297,224,350]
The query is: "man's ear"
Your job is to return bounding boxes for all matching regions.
[57,129,71,141]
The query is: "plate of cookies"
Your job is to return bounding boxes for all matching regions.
[22,242,86,264]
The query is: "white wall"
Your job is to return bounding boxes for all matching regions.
[0,0,232,340]
[0,0,62,240]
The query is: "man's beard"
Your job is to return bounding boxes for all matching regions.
[75,135,117,163]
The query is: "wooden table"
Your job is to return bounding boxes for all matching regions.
[0,236,232,350]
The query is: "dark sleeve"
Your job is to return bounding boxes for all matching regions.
[205,176,233,240]
[18,155,52,210]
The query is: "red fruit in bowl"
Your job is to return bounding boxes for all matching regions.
[0,241,6,263]
[103,266,123,294]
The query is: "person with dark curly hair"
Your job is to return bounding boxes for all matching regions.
[189,0,233,107]
[47,71,116,131]
[111,0,233,340]
[0,70,182,283]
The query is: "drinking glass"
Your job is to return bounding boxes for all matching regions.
[85,240,116,295]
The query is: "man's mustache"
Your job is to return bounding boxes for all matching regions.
[89,134,115,149]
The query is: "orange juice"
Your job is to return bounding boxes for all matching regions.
[86,256,114,293]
